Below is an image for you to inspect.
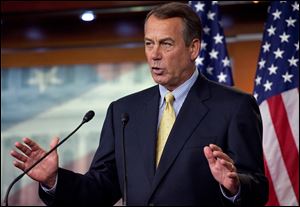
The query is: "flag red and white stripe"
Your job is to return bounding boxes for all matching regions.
[260,89,299,205]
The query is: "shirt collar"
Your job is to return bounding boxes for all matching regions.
[159,69,199,108]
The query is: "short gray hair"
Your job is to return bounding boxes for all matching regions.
[145,2,202,46]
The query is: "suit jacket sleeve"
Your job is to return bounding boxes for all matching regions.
[226,94,268,206]
[39,103,122,206]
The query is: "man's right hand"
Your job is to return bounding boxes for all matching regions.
[10,137,59,189]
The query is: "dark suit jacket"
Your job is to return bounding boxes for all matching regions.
[40,74,268,206]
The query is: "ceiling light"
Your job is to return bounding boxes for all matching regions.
[80,11,95,22]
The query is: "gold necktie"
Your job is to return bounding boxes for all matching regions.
[156,92,176,167]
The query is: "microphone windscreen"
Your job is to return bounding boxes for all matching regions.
[83,110,95,123]
[121,113,129,124]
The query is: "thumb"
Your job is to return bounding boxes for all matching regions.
[50,136,60,150]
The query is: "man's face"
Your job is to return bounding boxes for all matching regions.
[144,15,198,91]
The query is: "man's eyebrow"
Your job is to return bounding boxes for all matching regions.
[144,37,175,42]
[159,38,174,42]
[144,38,153,42]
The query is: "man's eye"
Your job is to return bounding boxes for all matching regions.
[162,42,173,48]
[145,42,153,46]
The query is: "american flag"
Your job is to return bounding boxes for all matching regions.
[189,1,234,86]
[253,1,299,206]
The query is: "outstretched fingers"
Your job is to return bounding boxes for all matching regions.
[204,144,236,173]
[220,159,236,172]
[209,144,223,152]
[23,137,41,151]
[13,160,26,171]
[10,150,28,163]
[15,142,32,157]
[213,151,234,165]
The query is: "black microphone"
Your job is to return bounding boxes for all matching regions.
[4,110,95,206]
[82,110,95,123]
[121,113,129,206]
[121,113,129,126]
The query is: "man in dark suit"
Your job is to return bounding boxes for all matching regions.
[11,2,268,206]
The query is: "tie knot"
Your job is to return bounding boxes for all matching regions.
[165,92,174,104]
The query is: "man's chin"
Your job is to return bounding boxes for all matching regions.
[153,77,166,86]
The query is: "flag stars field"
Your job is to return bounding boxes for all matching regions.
[189,1,233,86]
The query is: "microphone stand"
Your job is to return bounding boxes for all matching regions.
[121,113,129,206]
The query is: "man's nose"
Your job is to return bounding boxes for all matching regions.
[151,45,162,60]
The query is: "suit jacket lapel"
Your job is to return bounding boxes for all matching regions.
[149,75,210,197]
[136,86,160,185]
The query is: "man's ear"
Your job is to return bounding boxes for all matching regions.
[189,39,201,61]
